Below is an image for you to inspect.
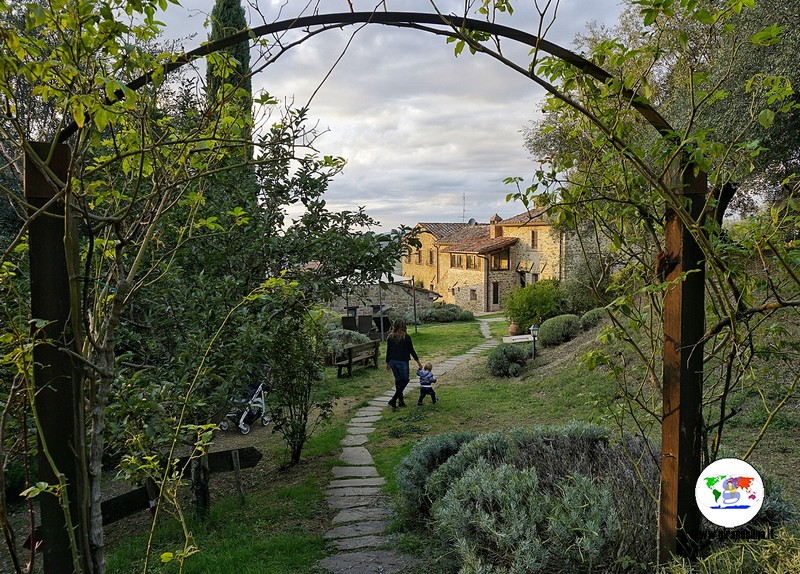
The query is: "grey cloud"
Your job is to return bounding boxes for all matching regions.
[162,0,620,231]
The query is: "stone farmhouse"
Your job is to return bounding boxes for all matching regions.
[403,209,575,313]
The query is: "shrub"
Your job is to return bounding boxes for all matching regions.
[558,278,597,316]
[663,528,800,574]
[429,424,661,571]
[538,314,581,347]
[395,430,478,518]
[433,461,549,574]
[580,307,607,330]
[325,328,371,363]
[503,280,561,332]
[546,474,623,572]
[433,464,624,574]
[267,308,332,465]
[507,422,612,486]
[418,424,799,573]
[418,303,474,323]
[486,343,529,377]
[425,432,511,506]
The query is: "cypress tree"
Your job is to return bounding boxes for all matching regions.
[204,0,256,193]
[206,0,251,102]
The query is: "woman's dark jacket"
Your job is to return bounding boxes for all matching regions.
[385,334,419,364]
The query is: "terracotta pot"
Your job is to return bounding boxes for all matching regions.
[508,322,520,336]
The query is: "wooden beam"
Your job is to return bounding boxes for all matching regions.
[659,164,707,562]
[25,141,91,573]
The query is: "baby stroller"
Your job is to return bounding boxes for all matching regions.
[218,366,271,435]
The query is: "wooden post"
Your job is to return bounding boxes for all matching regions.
[25,142,91,573]
[145,478,160,515]
[231,450,245,504]
[659,164,707,562]
[190,455,211,517]
[411,275,417,333]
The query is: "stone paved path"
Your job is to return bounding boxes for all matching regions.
[318,318,502,574]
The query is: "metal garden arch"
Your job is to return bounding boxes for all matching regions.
[26,10,706,570]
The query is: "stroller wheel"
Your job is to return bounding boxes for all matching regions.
[239,423,251,435]
[219,420,229,431]
[261,415,271,426]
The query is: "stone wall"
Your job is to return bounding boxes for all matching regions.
[328,282,441,320]
[402,230,438,291]
[502,222,564,282]
[445,261,487,313]
[560,224,608,282]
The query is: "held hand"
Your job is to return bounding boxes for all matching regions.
[385,365,391,372]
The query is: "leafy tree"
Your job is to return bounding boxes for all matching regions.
[260,278,332,466]
[504,279,562,332]
[514,0,800,463]
[206,0,252,111]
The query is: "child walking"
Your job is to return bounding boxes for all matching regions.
[416,362,438,405]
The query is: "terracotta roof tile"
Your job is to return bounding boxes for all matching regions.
[441,236,517,254]
[417,222,470,238]
[498,208,549,225]
[438,224,489,245]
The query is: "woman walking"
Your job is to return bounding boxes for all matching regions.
[385,318,422,408]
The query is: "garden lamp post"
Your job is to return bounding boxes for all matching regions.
[530,324,539,359]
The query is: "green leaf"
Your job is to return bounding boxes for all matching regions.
[70,100,85,128]
[693,8,716,24]
[750,24,783,46]
[93,107,109,131]
[758,109,775,129]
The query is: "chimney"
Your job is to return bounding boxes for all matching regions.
[489,213,502,238]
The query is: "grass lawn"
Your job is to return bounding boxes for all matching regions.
[100,317,800,573]
[371,345,614,493]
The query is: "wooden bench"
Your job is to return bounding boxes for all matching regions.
[334,340,380,378]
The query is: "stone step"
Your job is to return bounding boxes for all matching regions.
[324,486,382,498]
[318,549,418,574]
[326,494,383,509]
[329,477,386,489]
[324,520,389,539]
[350,415,381,423]
[330,535,386,551]
[341,434,369,446]
[347,426,375,435]
[332,506,390,524]
[332,466,379,478]
[339,446,374,465]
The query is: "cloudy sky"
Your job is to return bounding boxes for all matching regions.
[162,1,623,232]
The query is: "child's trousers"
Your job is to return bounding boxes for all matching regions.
[418,387,437,404]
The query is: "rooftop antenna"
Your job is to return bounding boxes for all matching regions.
[462,193,465,223]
